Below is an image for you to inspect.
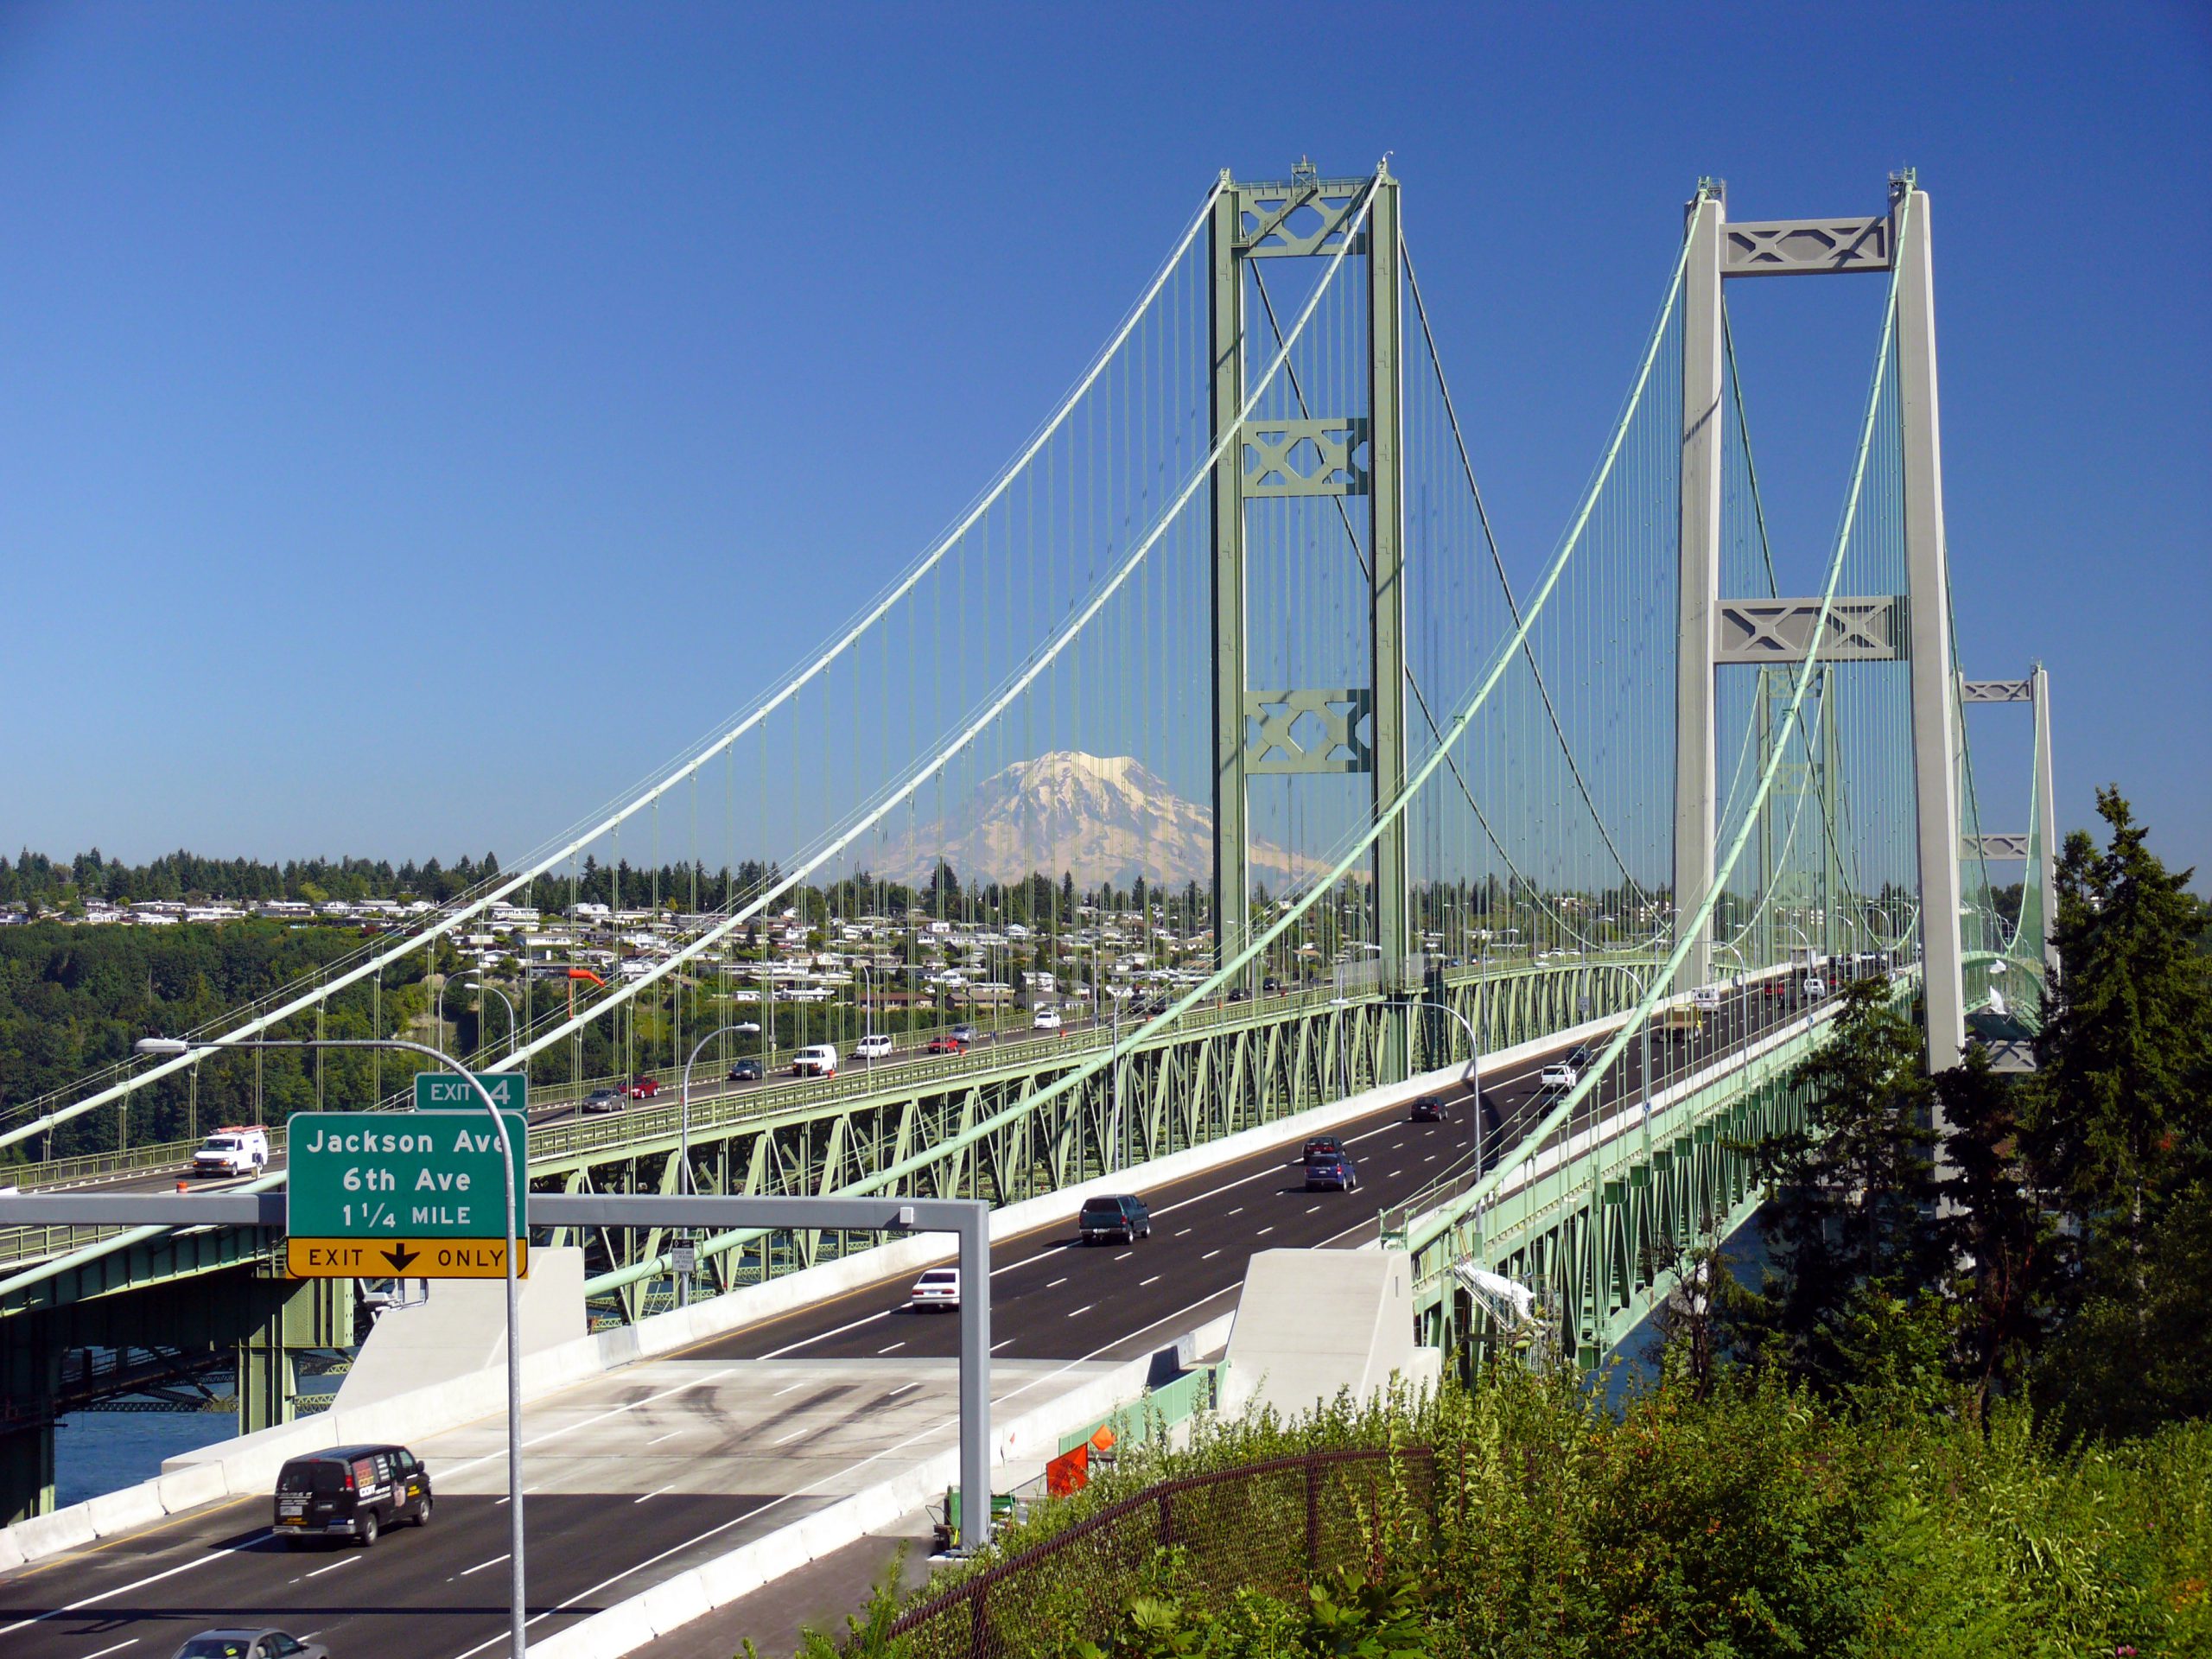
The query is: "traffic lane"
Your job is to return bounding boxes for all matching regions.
[699,1039,1581,1367]
[0,1491,785,1659]
[709,984,1824,1367]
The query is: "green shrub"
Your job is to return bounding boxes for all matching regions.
[814,1370,2212,1659]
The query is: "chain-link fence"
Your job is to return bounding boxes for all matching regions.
[885,1446,1438,1658]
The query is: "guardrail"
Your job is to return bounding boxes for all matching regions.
[0,956,1669,1281]
[887,1446,1440,1658]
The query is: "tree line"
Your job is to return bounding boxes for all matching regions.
[1669,787,2212,1439]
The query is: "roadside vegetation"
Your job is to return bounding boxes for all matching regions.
[800,791,2211,1656]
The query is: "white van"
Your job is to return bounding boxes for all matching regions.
[1692,984,1723,1012]
[853,1034,894,1061]
[791,1045,838,1078]
[193,1126,270,1176]
[1802,976,1828,1000]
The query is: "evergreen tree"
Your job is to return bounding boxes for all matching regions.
[1934,1051,2050,1405]
[2026,788,2212,1237]
[1732,976,1942,1392]
[2024,789,2212,1435]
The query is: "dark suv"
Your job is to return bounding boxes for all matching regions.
[273,1444,431,1547]
[1078,1194,1152,1244]
[1305,1154,1359,1192]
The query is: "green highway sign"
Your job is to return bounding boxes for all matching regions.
[287,1110,529,1280]
[414,1071,527,1112]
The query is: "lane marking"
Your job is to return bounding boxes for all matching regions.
[772,1380,809,1396]
[460,1552,511,1576]
[875,1341,906,1356]
[1201,1249,1221,1261]
[632,1484,677,1504]
[760,1306,893,1359]
[1173,1227,1192,1236]
[771,1426,810,1446]
[645,1430,679,1446]
[440,1366,737,1478]
[888,1382,921,1397]
[1225,1207,1243,1217]
[1140,1274,1160,1287]
[1255,1226,1273,1236]
[0,1529,275,1635]
[78,1643,138,1659]
[1046,1277,1067,1288]
[991,1337,1017,1352]
[305,1554,359,1578]
[1113,1251,1132,1261]
[1065,1304,1094,1319]
[1306,1204,1320,1214]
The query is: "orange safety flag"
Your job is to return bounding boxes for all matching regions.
[1089,1424,1117,1455]
[1045,1442,1089,1498]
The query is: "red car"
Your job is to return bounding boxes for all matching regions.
[924,1036,969,1056]
[627,1076,662,1099]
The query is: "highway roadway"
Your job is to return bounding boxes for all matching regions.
[688,977,1823,1368]
[0,977,1831,1659]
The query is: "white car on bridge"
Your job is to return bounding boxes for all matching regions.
[908,1267,960,1311]
[1538,1062,1580,1091]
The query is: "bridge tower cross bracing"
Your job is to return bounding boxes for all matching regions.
[1671,173,1967,1071]
[2033,662,2058,979]
[1208,161,1413,1077]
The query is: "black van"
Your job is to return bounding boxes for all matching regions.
[1079,1194,1152,1244]
[273,1444,432,1547]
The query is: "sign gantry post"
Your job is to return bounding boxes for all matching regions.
[131,1035,531,1659]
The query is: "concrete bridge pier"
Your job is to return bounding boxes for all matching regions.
[1,1324,60,1525]
[0,1267,348,1523]
[236,1268,350,1435]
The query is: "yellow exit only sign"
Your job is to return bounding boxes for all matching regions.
[287,1236,528,1280]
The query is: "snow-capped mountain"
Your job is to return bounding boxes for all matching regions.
[870,751,1303,890]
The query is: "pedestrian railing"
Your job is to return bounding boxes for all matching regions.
[886,1446,1439,1659]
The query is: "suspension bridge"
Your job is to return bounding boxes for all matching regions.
[0,161,2055,1556]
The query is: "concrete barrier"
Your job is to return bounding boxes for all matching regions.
[5,1502,97,1563]
[156,1462,230,1516]
[86,1482,168,1539]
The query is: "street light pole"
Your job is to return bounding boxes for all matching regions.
[677,1022,754,1308]
[1421,997,1486,1177]
[136,1033,527,1659]
[436,974,518,1060]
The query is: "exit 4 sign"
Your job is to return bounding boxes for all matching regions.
[287,1109,529,1280]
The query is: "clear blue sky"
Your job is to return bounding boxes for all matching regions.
[3,3,2206,880]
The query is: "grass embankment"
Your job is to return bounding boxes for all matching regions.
[810,1370,2211,1659]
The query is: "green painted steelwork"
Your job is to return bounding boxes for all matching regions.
[0,957,1658,1328]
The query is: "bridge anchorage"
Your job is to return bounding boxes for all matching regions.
[0,161,2052,1526]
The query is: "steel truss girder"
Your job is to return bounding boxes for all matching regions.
[1403,977,1992,1370]
[1,960,1662,1324]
